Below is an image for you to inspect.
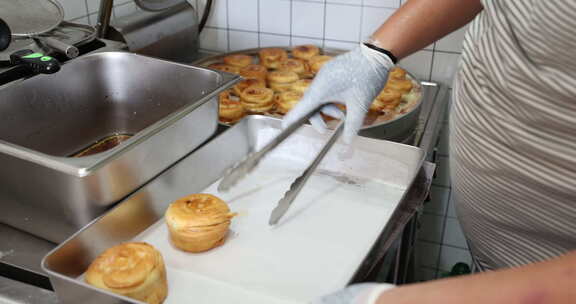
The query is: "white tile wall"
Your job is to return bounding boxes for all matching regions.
[199,27,228,52]
[291,1,325,38]
[325,4,362,41]
[228,0,258,31]
[196,0,465,86]
[259,0,291,35]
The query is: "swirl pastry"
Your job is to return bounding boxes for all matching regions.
[267,70,300,93]
[275,90,303,115]
[309,55,333,74]
[233,78,266,96]
[370,88,403,112]
[240,85,275,113]
[165,194,236,253]
[223,54,253,68]
[388,67,407,81]
[278,58,307,76]
[219,91,245,123]
[386,79,413,94]
[258,48,288,69]
[240,64,268,81]
[291,79,313,94]
[207,63,240,74]
[85,242,168,304]
[292,44,320,61]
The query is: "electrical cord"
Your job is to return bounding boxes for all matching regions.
[198,0,213,33]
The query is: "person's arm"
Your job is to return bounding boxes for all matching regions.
[372,0,483,59]
[376,250,576,303]
[283,0,484,143]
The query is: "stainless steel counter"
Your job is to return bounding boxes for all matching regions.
[0,65,448,302]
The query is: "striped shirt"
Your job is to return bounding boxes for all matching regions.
[450,0,576,270]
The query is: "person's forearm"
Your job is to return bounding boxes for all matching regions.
[371,0,483,59]
[377,250,576,303]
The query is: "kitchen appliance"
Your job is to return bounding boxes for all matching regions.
[0,52,238,243]
[106,2,200,63]
[42,116,425,304]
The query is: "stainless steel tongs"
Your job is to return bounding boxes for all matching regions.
[218,106,344,225]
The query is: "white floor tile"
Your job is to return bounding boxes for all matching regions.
[416,241,440,268]
[416,267,438,282]
[229,30,259,51]
[443,218,468,248]
[447,193,457,218]
[418,214,445,243]
[433,155,451,187]
[437,123,450,156]
[438,246,472,272]
[424,186,450,216]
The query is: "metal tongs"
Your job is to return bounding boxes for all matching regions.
[218,106,344,225]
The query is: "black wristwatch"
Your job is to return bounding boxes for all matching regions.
[363,42,398,64]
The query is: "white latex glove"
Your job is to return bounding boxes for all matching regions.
[311,283,395,304]
[282,43,395,143]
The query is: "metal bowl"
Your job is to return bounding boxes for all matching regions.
[193,47,423,142]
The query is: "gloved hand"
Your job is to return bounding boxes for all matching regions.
[311,283,395,304]
[282,43,395,143]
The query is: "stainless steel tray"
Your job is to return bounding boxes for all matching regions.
[193,47,423,141]
[43,116,425,304]
[0,52,239,242]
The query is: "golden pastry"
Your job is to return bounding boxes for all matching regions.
[267,70,299,93]
[207,63,240,74]
[309,55,333,74]
[275,90,303,115]
[278,58,307,76]
[370,88,403,112]
[219,90,245,123]
[292,44,320,61]
[233,78,266,96]
[85,242,167,304]
[386,79,413,94]
[258,48,288,69]
[240,85,275,113]
[239,64,268,81]
[165,194,236,253]
[223,54,253,68]
[388,67,407,81]
[291,79,313,94]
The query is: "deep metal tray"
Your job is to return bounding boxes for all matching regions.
[0,52,239,242]
[42,116,425,304]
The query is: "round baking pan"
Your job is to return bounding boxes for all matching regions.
[193,47,424,141]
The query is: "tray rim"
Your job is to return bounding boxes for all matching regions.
[41,115,426,303]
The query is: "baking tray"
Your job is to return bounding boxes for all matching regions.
[194,47,424,141]
[42,116,425,304]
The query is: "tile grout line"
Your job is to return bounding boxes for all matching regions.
[257,0,261,47]
[225,0,230,52]
[433,203,449,278]
[321,0,327,49]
